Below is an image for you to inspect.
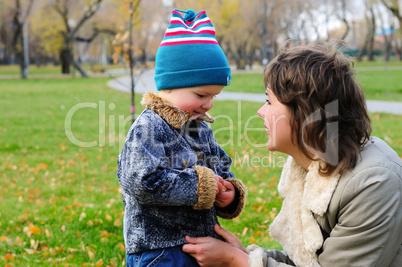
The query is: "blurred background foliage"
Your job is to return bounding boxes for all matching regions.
[1,0,402,78]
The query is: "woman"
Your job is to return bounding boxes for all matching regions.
[182,41,402,267]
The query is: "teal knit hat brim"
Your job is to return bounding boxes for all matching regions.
[155,66,231,90]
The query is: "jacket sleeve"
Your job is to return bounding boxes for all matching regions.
[117,122,215,208]
[247,245,296,266]
[316,167,402,267]
[205,125,247,219]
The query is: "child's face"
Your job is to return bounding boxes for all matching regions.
[160,85,224,119]
[257,88,298,156]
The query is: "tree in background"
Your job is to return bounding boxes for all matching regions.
[358,0,377,61]
[381,0,402,60]
[2,0,402,74]
[381,0,402,33]
[31,0,117,77]
[53,0,105,77]
[0,0,34,78]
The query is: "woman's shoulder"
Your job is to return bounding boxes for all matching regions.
[353,136,402,174]
[336,136,402,199]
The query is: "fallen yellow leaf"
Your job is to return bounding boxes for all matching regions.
[88,250,95,259]
[4,253,15,262]
[95,259,104,267]
[24,248,36,255]
[114,219,121,227]
[29,225,41,235]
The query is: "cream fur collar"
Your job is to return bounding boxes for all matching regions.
[269,156,340,267]
[141,92,215,129]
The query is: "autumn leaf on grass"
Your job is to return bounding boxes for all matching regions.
[38,163,48,170]
[105,213,113,221]
[24,248,36,255]
[100,231,109,243]
[95,259,104,267]
[116,243,125,252]
[88,250,95,259]
[242,227,248,236]
[114,218,121,227]
[269,208,277,219]
[15,236,24,246]
[79,212,87,221]
[59,143,68,152]
[23,224,41,237]
[4,253,15,262]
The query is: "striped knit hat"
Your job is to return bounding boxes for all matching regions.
[154,9,231,90]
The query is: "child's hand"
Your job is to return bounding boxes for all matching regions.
[215,180,235,208]
[213,175,225,195]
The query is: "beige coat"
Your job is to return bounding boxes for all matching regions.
[248,137,402,267]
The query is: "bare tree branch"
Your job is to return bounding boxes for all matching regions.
[75,28,116,43]
[68,0,103,40]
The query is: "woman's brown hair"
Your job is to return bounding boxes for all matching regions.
[264,40,372,176]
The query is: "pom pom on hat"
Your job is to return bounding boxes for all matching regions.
[183,9,196,21]
[154,9,231,90]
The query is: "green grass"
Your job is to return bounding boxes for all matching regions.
[0,64,125,75]
[0,77,401,265]
[0,64,66,75]
[226,63,402,102]
[356,70,402,101]
[354,57,402,67]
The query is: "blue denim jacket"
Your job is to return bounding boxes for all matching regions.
[117,93,246,254]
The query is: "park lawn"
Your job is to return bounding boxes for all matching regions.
[0,64,125,76]
[227,67,402,102]
[0,64,66,75]
[353,58,402,67]
[0,77,401,266]
[356,70,402,101]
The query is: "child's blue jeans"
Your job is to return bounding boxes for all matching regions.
[126,245,199,267]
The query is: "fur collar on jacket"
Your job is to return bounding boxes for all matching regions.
[269,156,341,267]
[141,92,215,129]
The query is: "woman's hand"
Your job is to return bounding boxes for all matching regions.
[182,224,249,267]
[213,223,248,253]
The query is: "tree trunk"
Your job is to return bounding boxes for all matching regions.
[73,57,88,77]
[340,18,350,40]
[236,45,246,70]
[60,47,71,74]
[367,5,375,61]
[357,41,367,61]
[19,21,29,79]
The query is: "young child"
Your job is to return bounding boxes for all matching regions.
[117,9,246,267]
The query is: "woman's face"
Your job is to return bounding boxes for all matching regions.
[257,88,298,156]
